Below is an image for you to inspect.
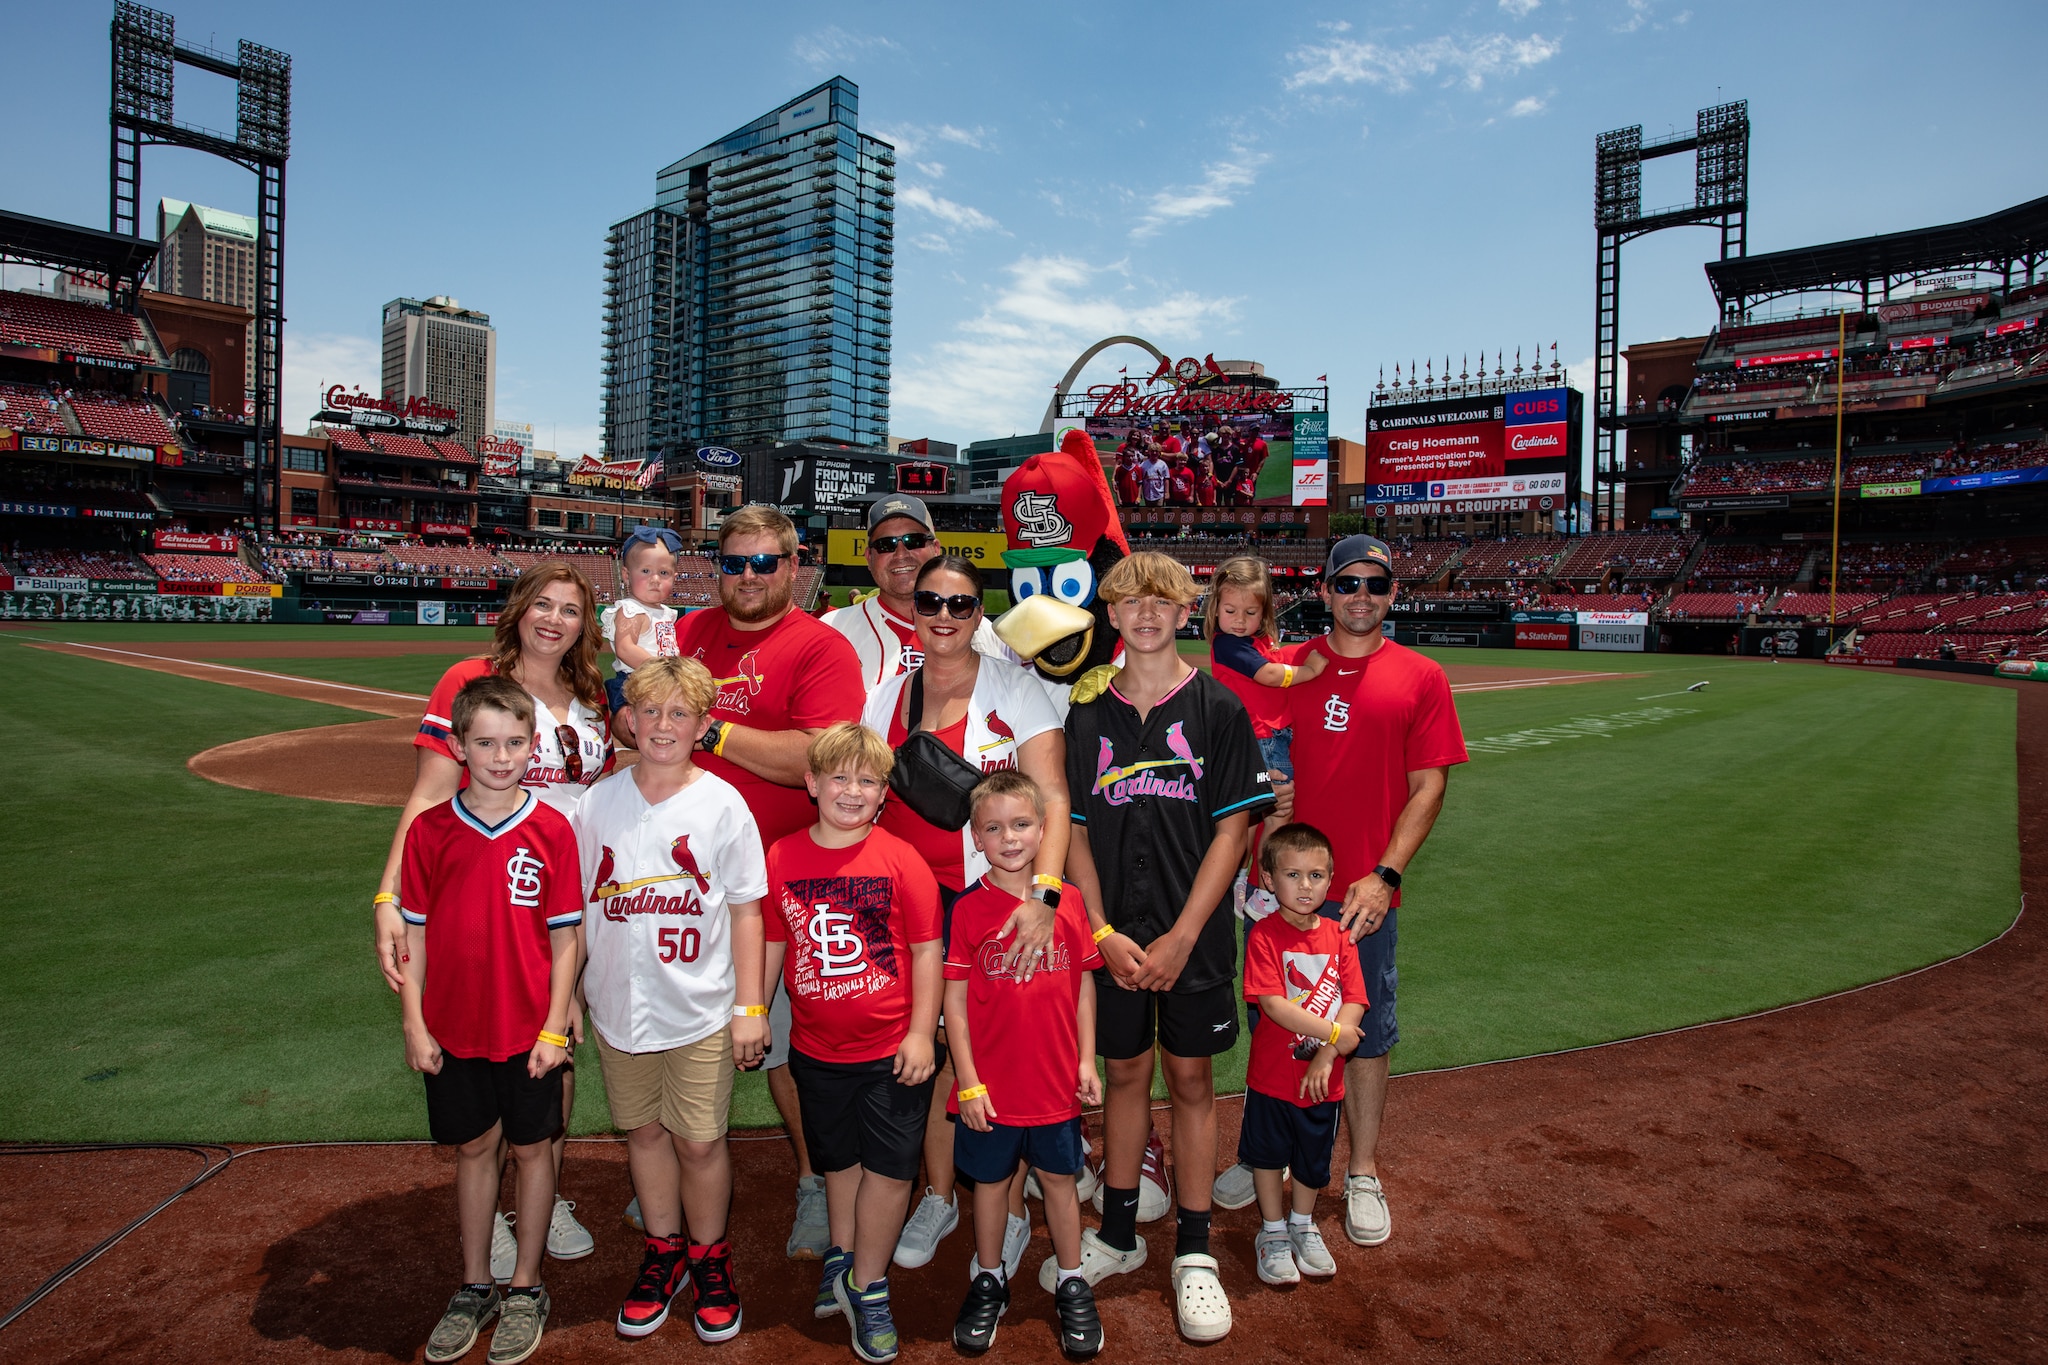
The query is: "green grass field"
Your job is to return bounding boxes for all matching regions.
[0,624,2019,1141]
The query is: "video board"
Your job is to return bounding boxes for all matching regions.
[1365,386,1580,513]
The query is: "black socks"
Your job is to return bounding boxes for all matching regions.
[1098,1186,1140,1252]
[1175,1205,1211,1258]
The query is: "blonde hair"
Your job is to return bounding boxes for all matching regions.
[970,767,1044,821]
[718,503,799,556]
[806,720,895,782]
[1203,555,1277,642]
[1100,550,1199,607]
[622,656,717,715]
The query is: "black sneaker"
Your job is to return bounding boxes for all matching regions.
[1054,1274,1104,1359]
[952,1269,1009,1354]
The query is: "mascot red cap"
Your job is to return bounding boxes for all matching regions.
[994,427,1130,700]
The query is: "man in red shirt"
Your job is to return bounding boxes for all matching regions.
[1272,534,1467,1251]
[673,502,867,1261]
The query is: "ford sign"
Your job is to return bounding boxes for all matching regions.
[696,446,741,468]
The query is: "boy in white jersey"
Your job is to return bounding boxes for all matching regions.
[572,657,770,1343]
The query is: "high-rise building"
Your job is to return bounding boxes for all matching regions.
[155,198,257,393]
[382,295,496,449]
[603,76,893,468]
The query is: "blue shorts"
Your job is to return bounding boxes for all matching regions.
[950,1114,1088,1184]
[1238,1088,1339,1190]
[1258,728,1294,781]
[605,672,630,715]
[1317,900,1398,1059]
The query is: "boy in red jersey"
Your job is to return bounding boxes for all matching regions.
[945,769,1105,1359]
[763,722,941,1364]
[400,677,584,1365]
[1240,823,1365,1288]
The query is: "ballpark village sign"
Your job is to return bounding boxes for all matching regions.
[315,386,462,438]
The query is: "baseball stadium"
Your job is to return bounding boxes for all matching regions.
[2,8,2044,1365]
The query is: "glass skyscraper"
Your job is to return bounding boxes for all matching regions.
[602,77,894,467]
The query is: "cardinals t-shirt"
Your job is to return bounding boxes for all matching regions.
[943,878,1102,1126]
[1287,638,1469,905]
[1243,912,1366,1106]
[764,826,943,1063]
[673,606,866,848]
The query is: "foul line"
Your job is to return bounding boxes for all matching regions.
[51,641,428,703]
[1451,670,1638,694]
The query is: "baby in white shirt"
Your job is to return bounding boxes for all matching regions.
[601,527,681,719]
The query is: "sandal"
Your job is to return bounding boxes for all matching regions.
[1171,1252,1232,1342]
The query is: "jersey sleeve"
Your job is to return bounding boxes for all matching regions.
[1203,686,1277,822]
[541,813,584,930]
[722,796,770,903]
[1405,663,1472,771]
[1337,932,1369,1012]
[898,844,943,947]
[398,815,434,926]
[416,657,488,758]
[787,626,867,731]
[943,894,980,979]
[995,659,1063,747]
[1210,632,1272,682]
[1242,922,1282,1002]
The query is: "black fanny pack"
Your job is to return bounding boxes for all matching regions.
[888,668,982,832]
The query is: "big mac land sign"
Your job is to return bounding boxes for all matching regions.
[1366,385,1581,509]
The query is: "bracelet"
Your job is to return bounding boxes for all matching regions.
[956,1084,988,1102]
[1281,664,1296,687]
[711,722,732,757]
[536,1030,570,1048]
[372,892,397,906]
[1032,874,1062,890]
[732,1005,767,1018]
[1092,923,1116,944]
[1327,1020,1343,1046]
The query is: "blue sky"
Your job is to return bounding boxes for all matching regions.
[4,1,2043,461]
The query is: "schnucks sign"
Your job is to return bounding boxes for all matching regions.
[152,530,239,553]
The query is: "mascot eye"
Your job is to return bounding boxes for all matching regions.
[1049,559,1097,607]
[1010,567,1047,601]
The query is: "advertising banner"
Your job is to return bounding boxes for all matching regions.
[1577,611,1648,652]
[1921,465,2048,495]
[1514,621,1572,649]
[826,530,1009,568]
[1366,397,1503,485]
[223,582,283,597]
[347,517,404,533]
[1291,411,1328,507]
[774,454,892,516]
[418,601,446,626]
[153,530,239,553]
[16,576,88,593]
[1859,481,1922,499]
[1682,493,1791,511]
[417,521,470,537]
[1875,293,1987,324]
[0,591,271,622]
[1735,348,1834,368]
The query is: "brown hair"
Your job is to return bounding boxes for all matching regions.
[806,720,895,782]
[1259,821,1335,876]
[1203,555,1278,642]
[451,674,535,740]
[1100,549,1199,607]
[970,767,1044,820]
[489,561,607,714]
[623,655,718,715]
[915,554,983,597]
[718,503,799,555]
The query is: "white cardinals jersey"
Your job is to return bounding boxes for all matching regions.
[572,767,768,1052]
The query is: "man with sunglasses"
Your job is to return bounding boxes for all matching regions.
[1272,533,1467,1252]
[824,494,1003,693]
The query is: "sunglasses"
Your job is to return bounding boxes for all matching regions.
[870,531,934,554]
[555,724,584,782]
[718,552,789,576]
[621,526,683,557]
[1330,575,1395,597]
[913,590,982,618]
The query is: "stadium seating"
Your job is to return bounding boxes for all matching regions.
[1773,591,1880,620]
[1391,539,1463,583]
[1663,592,1771,619]
[1825,541,1946,586]
[1455,537,1567,581]
[7,547,153,580]
[143,552,264,583]
[428,440,478,467]
[1552,531,1695,582]
[68,392,175,446]
[1689,541,1807,586]
[384,544,499,576]
[0,290,151,362]
[1540,593,1658,613]
[0,382,69,435]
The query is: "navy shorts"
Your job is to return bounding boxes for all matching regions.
[423,1051,565,1148]
[1238,1088,1339,1190]
[788,1047,934,1181]
[605,672,630,715]
[950,1114,1088,1184]
[1318,900,1398,1059]
[1257,728,1294,781]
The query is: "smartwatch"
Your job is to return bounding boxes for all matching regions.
[1030,884,1063,910]
[697,719,725,753]
[1371,864,1402,891]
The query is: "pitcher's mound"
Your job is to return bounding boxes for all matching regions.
[189,718,417,807]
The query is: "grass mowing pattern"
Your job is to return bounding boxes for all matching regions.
[0,630,2019,1140]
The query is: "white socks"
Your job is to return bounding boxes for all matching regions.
[1056,1264,1086,1286]
[1288,1211,1315,1229]
[971,1258,1006,1285]
[1261,1219,1287,1235]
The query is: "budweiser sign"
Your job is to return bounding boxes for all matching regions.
[565,455,659,490]
[322,386,460,424]
[1086,353,1295,419]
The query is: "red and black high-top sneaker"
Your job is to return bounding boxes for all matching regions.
[688,1240,743,1343]
[616,1233,689,1338]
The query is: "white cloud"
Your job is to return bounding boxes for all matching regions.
[1499,0,1541,15]
[283,331,378,434]
[908,232,953,253]
[891,255,1239,435]
[792,26,900,68]
[915,161,946,179]
[897,185,1000,233]
[868,122,994,161]
[1130,147,1270,239]
[1319,18,1353,31]
[1286,31,1560,92]
[1508,94,1547,117]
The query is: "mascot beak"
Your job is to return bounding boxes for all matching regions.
[994,596,1096,678]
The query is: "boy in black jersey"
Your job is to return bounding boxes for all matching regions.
[1062,551,1273,1344]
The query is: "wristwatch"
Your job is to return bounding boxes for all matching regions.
[1029,884,1062,910]
[1371,864,1402,890]
[697,719,725,753]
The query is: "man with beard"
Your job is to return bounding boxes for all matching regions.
[672,502,867,1260]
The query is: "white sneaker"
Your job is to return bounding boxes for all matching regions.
[490,1212,516,1284]
[1075,1159,1101,1206]
[892,1188,959,1269]
[546,1197,594,1260]
[1171,1252,1233,1342]
[1088,1130,1171,1223]
[1037,1226,1147,1292]
[787,1174,829,1260]
[1254,1228,1299,1286]
[1210,1161,1264,1211]
[1289,1222,1336,1277]
[1343,1174,1391,1247]
[1000,1213,1030,1282]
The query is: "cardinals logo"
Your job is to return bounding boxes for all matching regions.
[589,845,617,902]
[709,648,767,695]
[975,709,1017,755]
[1091,727,1205,805]
[670,833,711,893]
[1010,490,1073,547]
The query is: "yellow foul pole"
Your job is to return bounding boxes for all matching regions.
[1829,309,1847,628]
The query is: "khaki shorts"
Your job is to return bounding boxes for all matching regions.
[594,1026,734,1142]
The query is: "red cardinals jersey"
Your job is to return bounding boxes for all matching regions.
[1243,913,1365,1105]
[764,826,942,1064]
[673,607,866,848]
[943,878,1102,1126]
[401,792,583,1061]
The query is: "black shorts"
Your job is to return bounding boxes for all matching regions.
[950,1114,1088,1184]
[787,1047,934,1181]
[1238,1088,1340,1190]
[1093,976,1240,1060]
[423,1051,566,1148]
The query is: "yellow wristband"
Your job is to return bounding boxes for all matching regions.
[1033,874,1063,890]
[1281,664,1296,687]
[732,1005,767,1018]
[1327,1021,1342,1046]
[956,1084,988,1102]
[712,722,732,757]
[372,892,397,905]
[536,1030,570,1048]
[1092,923,1116,944]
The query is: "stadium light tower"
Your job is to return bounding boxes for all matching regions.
[1593,101,1747,530]
[109,1,290,537]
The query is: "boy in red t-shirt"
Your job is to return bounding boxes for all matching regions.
[763,722,941,1363]
[400,677,584,1365]
[944,770,1104,1358]
[1240,823,1366,1290]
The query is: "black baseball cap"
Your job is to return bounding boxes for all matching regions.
[1326,533,1396,578]
[866,494,934,533]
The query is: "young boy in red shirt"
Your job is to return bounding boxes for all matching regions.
[945,770,1104,1359]
[400,676,584,1365]
[763,722,941,1364]
[1241,823,1366,1289]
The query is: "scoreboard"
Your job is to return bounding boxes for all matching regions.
[895,461,951,496]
